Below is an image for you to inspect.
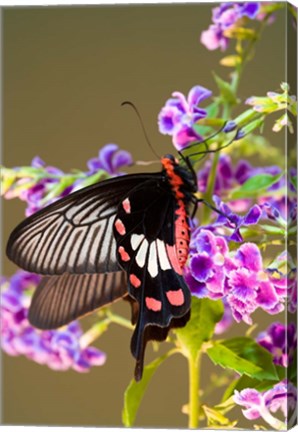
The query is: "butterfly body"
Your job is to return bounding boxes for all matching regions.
[6,154,197,380]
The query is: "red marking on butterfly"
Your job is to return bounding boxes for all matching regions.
[145,297,162,312]
[122,198,131,214]
[166,289,184,306]
[166,244,183,275]
[118,246,130,262]
[129,274,141,288]
[115,218,126,235]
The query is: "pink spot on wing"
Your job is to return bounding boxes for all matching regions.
[118,246,130,262]
[145,297,162,312]
[115,219,126,235]
[122,198,131,214]
[166,244,183,275]
[166,289,184,306]
[129,274,141,288]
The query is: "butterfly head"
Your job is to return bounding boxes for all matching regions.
[161,154,197,196]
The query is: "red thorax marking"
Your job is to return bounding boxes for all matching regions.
[161,157,190,270]
[161,157,184,199]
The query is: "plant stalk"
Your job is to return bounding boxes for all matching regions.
[202,151,220,224]
[188,352,201,429]
[106,310,134,330]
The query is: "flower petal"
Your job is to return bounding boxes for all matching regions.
[173,125,201,150]
[187,85,212,107]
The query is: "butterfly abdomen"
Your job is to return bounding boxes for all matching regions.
[173,202,190,269]
[161,156,192,272]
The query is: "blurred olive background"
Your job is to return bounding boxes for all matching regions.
[1,3,287,428]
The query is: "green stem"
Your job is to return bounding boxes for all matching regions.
[188,352,201,429]
[202,151,220,224]
[79,318,110,348]
[106,310,134,330]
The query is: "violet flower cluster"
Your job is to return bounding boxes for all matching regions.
[256,322,297,368]
[1,271,106,372]
[234,380,297,429]
[185,230,287,325]
[158,85,212,150]
[200,2,260,51]
[198,154,297,229]
[2,143,132,216]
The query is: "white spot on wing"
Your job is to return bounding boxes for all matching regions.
[148,242,158,278]
[131,234,144,251]
[157,239,171,270]
[136,239,148,268]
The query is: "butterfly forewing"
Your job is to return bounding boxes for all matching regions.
[7,173,162,275]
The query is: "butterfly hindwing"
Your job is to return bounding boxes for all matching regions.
[113,178,191,379]
[29,271,127,329]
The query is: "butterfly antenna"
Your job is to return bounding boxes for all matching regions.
[180,121,228,156]
[186,128,239,160]
[121,101,160,159]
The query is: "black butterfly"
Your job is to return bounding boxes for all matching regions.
[7,153,204,380]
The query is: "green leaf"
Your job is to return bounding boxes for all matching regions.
[205,101,220,118]
[290,175,297,190]
[223,337,278,380]
[175,297,223,359]
[288,349,297,383]
[78,170,109,188]
[213,73,237,105]
[220,55,241,67]
[233,108,258,127]
[275,365,286,381]
[122,352,172,427]
[193,123,212,137]
[225,27,256,40]
[240,116,265,136]
[230,173,283,199]
[207,337,278,380]
[207,343,262,378]
[193,103,220,136]
[208,337,278,381]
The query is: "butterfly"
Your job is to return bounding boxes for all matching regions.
[6,153,202,380]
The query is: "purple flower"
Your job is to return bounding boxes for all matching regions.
[257,322,297,368]
[1,271,106,372]
[201,3,260,51]
[288,272,297,314]
[2,143,133,217]
[201,24,229,51]
[158,85,212,150]
[266,251,297,314]
[211,195,262,242]
[87,143,132,175]
[234,380,297,429]
[186,229,228,299]
[197,155,287,213]
[186,231,287,325]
